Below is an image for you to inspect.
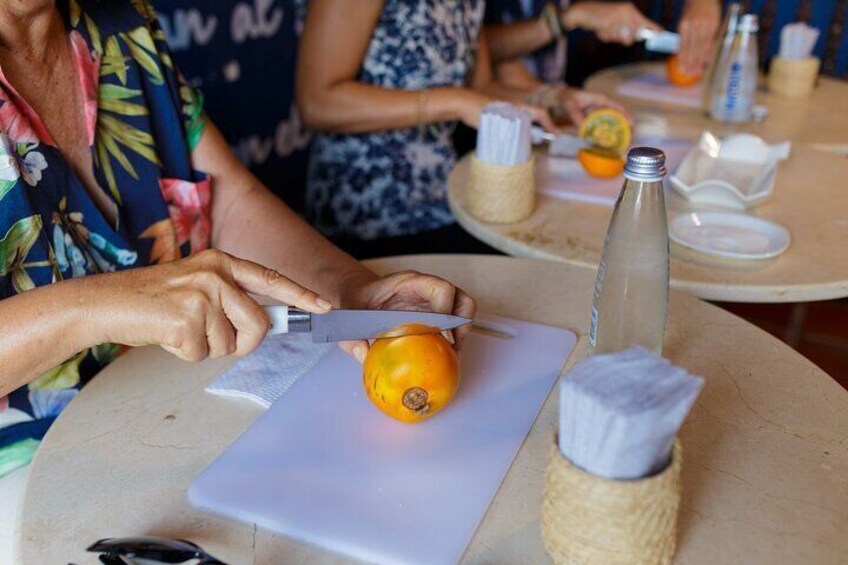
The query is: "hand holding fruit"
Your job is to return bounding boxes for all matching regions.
[336,270,477,363]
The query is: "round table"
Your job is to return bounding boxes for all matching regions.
[18,255,848,564]
[448,62,848,303]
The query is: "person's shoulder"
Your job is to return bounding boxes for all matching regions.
[72,0,154,36]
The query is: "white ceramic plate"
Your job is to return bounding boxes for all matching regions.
[669,212,790,260]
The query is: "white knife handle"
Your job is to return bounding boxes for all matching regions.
[264,305,313,336]
[266,304,290,335]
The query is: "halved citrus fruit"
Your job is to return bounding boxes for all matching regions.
[577,147,625,178]
[667,54,702,87]
[579,108,631,156]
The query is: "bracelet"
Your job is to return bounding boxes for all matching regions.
[416,91,428,139]
[541,3,564,41]
[528,83,560,109]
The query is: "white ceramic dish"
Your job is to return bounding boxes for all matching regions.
[669,211,791,260]
[669,132,790,210]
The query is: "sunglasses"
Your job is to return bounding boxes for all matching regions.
[86,537,229,564]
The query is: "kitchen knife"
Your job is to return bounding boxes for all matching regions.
[263,305,472,343]
[636,28,681,54]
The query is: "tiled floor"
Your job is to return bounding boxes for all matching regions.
[717,299,848,390]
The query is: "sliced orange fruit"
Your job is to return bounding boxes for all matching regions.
[667,54,702,87]
[579,108,631,156]
[577,147,625,178]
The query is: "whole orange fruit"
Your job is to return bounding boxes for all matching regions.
[667,55,702,87]
[577,147,625,178]
[363,323,460,423]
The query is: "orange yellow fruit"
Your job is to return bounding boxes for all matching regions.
[666,55,702,87]
[577,147,625,178]
[579,108,631,156]
[363,323,460,423]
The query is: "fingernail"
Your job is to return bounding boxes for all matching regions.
[441,331,456,345]
[316,297,332,310]
[353,345,366,364]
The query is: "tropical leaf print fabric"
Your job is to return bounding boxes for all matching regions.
[0,0,208,477]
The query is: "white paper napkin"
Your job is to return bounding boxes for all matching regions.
[206,334,333,408]
[559,347,704,480]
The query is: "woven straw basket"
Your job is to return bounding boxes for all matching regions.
[466,155,535,224]
[768,57,820,98]
[541,439,683,565]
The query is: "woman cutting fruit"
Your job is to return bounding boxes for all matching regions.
[0,0,476,544]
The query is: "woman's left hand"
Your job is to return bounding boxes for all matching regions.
[335,271,477,363]
[555,87,632,125]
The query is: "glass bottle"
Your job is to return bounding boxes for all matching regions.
[709,14,760,122]
[589,148,669,355]
[700,1,743,114]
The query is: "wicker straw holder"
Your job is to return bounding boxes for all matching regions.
[768,57,820,98]
[541,439,683,565]
[466,155,535,224]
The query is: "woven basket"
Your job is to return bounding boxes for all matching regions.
[768,57,820,98]
[466,155,535,224]
[541,439,683,565]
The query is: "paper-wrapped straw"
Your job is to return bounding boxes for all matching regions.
[779,22,820,59]
[475,102,532,166]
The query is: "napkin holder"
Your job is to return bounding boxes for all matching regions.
[467,155,536,224]
[768,56,820,98]
[541,437,683,565]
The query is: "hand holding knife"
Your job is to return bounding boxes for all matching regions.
[262,305,472,343]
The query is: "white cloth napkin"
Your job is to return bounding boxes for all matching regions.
[559,347,704,480]
[206,334,333,408]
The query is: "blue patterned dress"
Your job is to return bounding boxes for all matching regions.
[306,0,485,240]
[0,0,207,477]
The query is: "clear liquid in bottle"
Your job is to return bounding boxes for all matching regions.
[589,147,669,355]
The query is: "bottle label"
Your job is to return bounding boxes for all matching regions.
[589,305,598,347]
[724,61,743,111]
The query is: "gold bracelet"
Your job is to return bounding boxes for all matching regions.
[416,91,428,139]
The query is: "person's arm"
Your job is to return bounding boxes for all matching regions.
[0,251,331,394]
[194,121,476,361]
[297,0,491,132]
[486,16,556,64]
[494,59,631,125]
[677,0,721,74]
[563,1,661,45]
[486,2,662,65]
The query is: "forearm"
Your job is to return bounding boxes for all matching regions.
[495,59,544,90]
[0,278,97,393]
[213,182,375,305]
[485,18,554,64]
[299,84,466,134]
[198,123,375,304]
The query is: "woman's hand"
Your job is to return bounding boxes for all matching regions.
[555,87,632,125]
[334,270,477,363]
[563,1,661,45]
[678,0,721,75]
[457,89,561,133]
[92,249,331,362]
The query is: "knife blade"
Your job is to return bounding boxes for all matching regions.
[263,305,472,343]
[636,28,681,53]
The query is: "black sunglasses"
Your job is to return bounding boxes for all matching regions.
[86,537,229,564]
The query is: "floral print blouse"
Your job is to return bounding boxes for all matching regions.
[0,0,208,478]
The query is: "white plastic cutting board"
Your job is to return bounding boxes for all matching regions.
[189,316,576,565]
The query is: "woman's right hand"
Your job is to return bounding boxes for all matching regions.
[563,1,661,45]
[91,249,331,362]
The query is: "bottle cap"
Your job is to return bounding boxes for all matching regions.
[738,14,759,33]
[623,147,667,180]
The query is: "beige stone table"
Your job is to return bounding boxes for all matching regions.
[18,256,848,564]
[448,62,848,303]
